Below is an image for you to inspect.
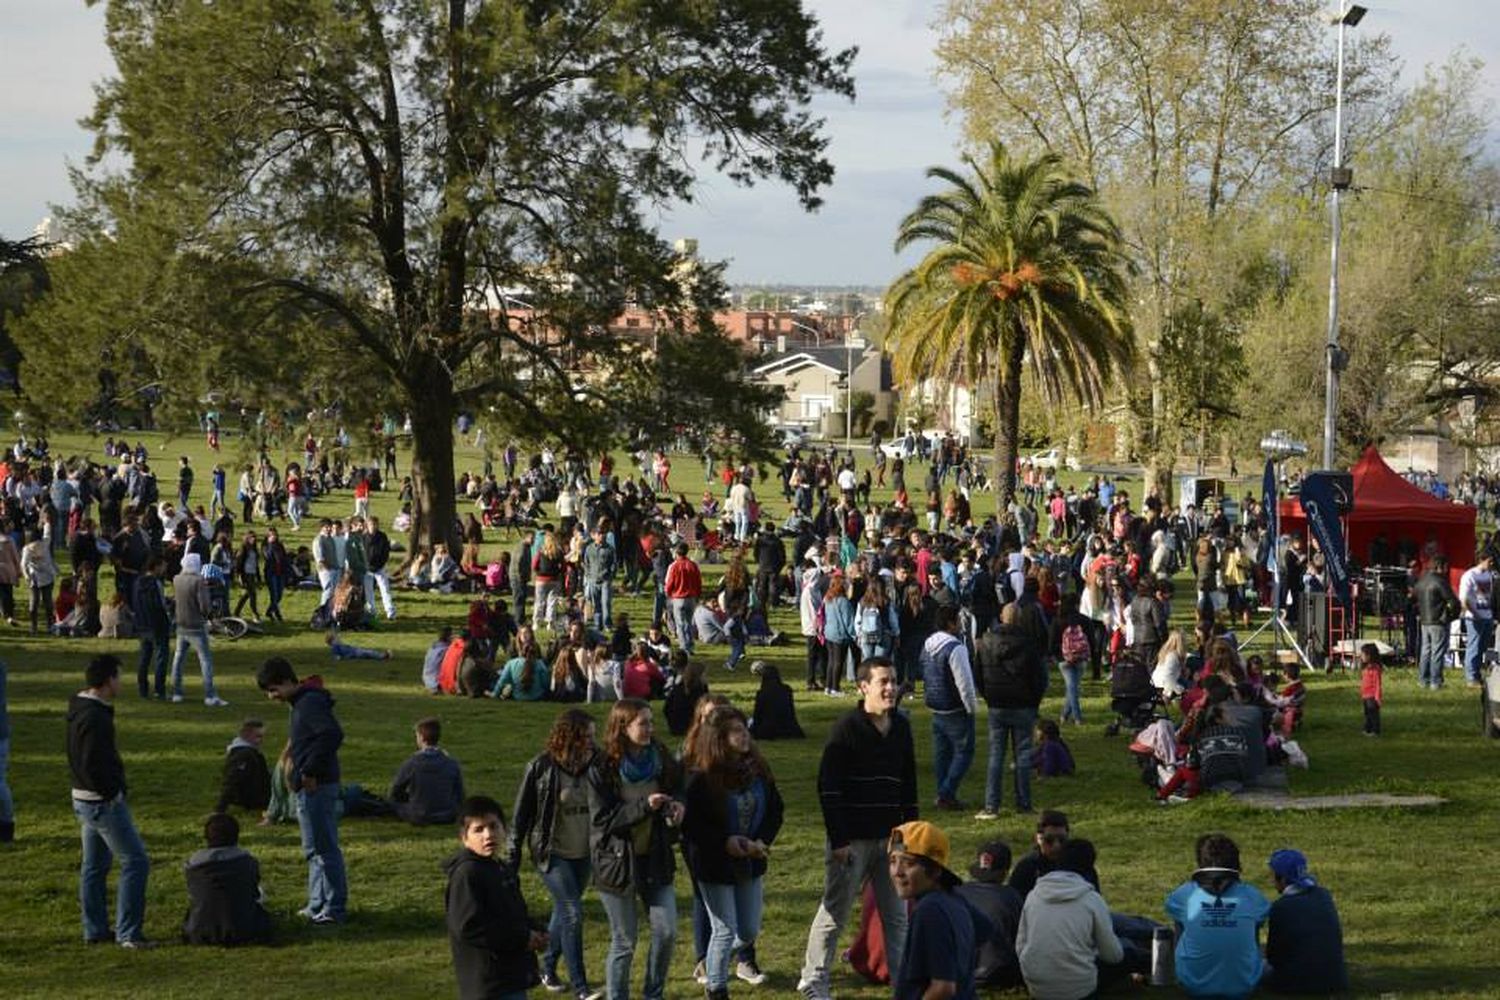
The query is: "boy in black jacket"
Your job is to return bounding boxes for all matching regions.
[67,654,153,947]
[216,719,271,813]
[257,656,347,924]
[445,795,547,1000]
[798,656,918,1000]
[182,812,271,945]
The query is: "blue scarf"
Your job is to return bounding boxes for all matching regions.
[619,744,660,786]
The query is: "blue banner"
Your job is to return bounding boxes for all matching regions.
[1300,472,1352,609]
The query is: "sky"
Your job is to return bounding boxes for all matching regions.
[1,0,1496,287]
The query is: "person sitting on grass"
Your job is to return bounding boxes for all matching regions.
[325,629,392,661]
[747,661,804,741]
[390,717,465,826]
[182,812,272,946]
[954,839,1024,991]
[216,719,271,814]
[1033,719,1076,777]
[1264,848,1348,995]
[621,638,666,700]
[422,627,454,694]
[888,819,992,1000]
[490,640,550,702]
[1165,832,1270,999]
[445,795,549,1000]
[1016,838,1124,1000]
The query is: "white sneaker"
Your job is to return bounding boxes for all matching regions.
[204,696,230,708]
[170,694,184,704]
[796,977,832,1000]
[736,960,768,986]
[693,960,707,985]
[973,808,999,821]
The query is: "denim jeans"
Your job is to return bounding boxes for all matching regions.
[1419,624,1449,688]
[726,619,746,669]
[859,637,889,664]
[317,568,339,608]
[599,881,676,1000]
[266,572,286,619]
[733,509,751,542]
[1058,660,1085,722]
[586,580,613,632]
[296,783,347,921]
[365,570,396,619]
[0,737,12,824]
[539,854,592,989]
[170,627,218,700]
[651,587,666,632]
[700,877,764,990]
[534,580,561,630]
[984,706,1037,812]
[931,710,976,802]
[669,597,696,653]
[1464,617,1494,684]
[801,837,907,988]
[72,796,150,943]
[136,629,170,699]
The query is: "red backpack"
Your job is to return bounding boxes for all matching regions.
[1061,623,1090,663]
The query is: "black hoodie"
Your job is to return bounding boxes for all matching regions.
[67,693,125,800]
[443,848,540,999]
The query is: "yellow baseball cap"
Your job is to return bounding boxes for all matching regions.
[889,821,961,885]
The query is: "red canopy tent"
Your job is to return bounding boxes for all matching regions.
[1279,445,1477,581]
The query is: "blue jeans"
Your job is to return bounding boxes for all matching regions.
[297,783,347,921]
[984,707,1037,812]
[539,854,592,989]
[1058,660,1085,722]
[266,571,286,618]
[1419,624,1448,688]
[859,637,889,664]
[0,737,12,824]
[72,796,150,943]
[599,881,676,1000]
[734,509,751,542]
[1465,618,1494,684]
[651,587,666,631]
[931,711,975,802]
[136,629,170,698]
[170,627,217,700]
[700,878,764,990]
[726,619,746,669]
[669,597,696,653]
[586,580,613,631]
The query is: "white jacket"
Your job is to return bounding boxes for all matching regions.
[1017,871,1124,1000]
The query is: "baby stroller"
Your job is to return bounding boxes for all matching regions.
[1105,652,1163,736]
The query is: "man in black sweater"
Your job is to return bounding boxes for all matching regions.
[797,656,918,1000]
[364,515,397,620]
[390,717,465,825]
[67,654,153,947]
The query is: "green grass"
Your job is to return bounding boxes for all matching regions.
[2,428,1497,999]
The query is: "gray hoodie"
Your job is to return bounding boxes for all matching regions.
[1016,870,1124,1000]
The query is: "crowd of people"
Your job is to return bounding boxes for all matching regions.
[7,424,1495,1000]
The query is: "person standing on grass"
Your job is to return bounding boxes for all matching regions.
[664,542,702,653]
[682,705,784,999]
[313,518,341,610]
[587,699,685,1000]
[132,556,172,700]
[509,709,604,1000]
[169,553,227,707]
[1359,643,1383,737]
[177,455,195,511]
[446,795,548,1000]
[1457,550,1495,688]
[365,515,397,620]
[256,656,347,925]
[797,657,918,1000]
[974,602,1047,821]
[67,654,153,947]
[1414,555,1457,690]
[922,603,978,812]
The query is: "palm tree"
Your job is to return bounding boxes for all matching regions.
[885,142,1134,511]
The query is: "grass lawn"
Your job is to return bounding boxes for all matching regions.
[2,428,1496,999]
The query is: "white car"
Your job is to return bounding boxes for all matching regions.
[1030,447,1082,472]
[774,425,813,449]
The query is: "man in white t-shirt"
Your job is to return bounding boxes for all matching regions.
[1457,551,1496,687]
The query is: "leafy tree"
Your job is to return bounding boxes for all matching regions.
[32,0,853,550]
[0,235,50,391]
[884,142,1134,509]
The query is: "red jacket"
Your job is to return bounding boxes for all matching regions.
[1360,665,1383,704]
[664,557,701,599]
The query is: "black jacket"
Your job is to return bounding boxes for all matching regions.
[366,530,392,571]
[390,747,465,825]
[132,572,171,634]
[506,750,597,868]
[976,624,1047,709]
[444,849,541,999]
[754,533,785,574]
[217,742,271,812]
[817,707,918,850]
[681,769,784,885]
[182,847,272,946]
[287,680,342,787]
[1127,594,1167,648]
[587,746,683,895]
[1415,570,1459,626]
[67,693,125,800]
[749,675,804,740]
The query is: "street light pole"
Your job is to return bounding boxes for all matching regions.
[1322,2,1365,469]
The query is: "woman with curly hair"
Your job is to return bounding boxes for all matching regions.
[588,699,684,1000]
[681,706,784,997]
[508,709,603,998]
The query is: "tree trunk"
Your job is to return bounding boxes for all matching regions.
[993,334,1026,514]
[403,359,460,562]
